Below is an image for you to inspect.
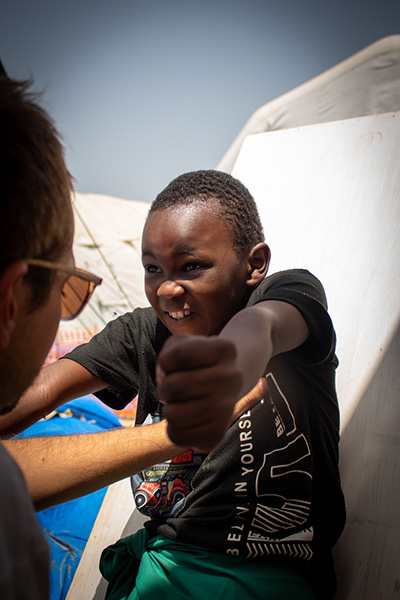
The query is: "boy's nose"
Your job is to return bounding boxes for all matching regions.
[157,280,185,299]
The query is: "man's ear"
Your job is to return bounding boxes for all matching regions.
[246,243,271,288]
[0,261,28,350]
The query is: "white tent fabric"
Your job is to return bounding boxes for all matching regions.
[63,192,150,332]
[231,111,400,600]
[217,34,400,174]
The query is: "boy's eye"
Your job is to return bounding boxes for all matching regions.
[183,263,201,272]
[144,264,161,274]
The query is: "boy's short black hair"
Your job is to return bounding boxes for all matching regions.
[150,170,264,254]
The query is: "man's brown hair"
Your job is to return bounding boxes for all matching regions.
[0,75,74,308]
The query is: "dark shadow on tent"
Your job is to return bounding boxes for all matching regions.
[333,322,400,599]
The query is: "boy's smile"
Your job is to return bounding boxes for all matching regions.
[142,203,252,336]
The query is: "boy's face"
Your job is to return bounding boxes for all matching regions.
[142,202,252,336]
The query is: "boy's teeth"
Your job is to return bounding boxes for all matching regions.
[170,309,190,320]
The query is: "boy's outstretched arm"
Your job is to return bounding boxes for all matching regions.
[157,300,309,453]
[0,358,106,438]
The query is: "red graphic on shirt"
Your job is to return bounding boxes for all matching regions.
[134,477,189,515]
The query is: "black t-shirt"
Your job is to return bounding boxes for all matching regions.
[66,269,345,598]
[68,303,170,425]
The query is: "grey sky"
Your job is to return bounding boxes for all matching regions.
[1,0,399,202]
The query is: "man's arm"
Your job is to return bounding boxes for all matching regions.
[3,420,181,512]
[3,378,266,511]
[158,300,309,452]
[0,358,106,437]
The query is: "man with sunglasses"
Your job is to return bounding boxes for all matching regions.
[0,72,82,598]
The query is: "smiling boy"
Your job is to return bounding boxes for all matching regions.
[0,73,268,598]
[59,170,345,599]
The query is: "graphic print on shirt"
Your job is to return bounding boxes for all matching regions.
[227,372,314,561]
[131,448,204,518]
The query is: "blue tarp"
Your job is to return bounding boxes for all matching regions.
[16,396,121,600]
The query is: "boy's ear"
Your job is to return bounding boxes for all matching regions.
[0,261,28,350]
[246,243,271,288]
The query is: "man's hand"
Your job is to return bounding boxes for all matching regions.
[157,334,267,453]
[231,376,268,423]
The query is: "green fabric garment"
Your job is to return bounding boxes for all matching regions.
[100,530,318,600]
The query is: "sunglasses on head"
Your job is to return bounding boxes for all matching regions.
[25,258,102,320]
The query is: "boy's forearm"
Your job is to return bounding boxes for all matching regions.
[218,304,274,399]
[153,300,310,454]
[0,358,106,438]
[4,420,182,512]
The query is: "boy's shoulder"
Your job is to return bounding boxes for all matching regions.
[248,268,327,305]
[248,269,336,364]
